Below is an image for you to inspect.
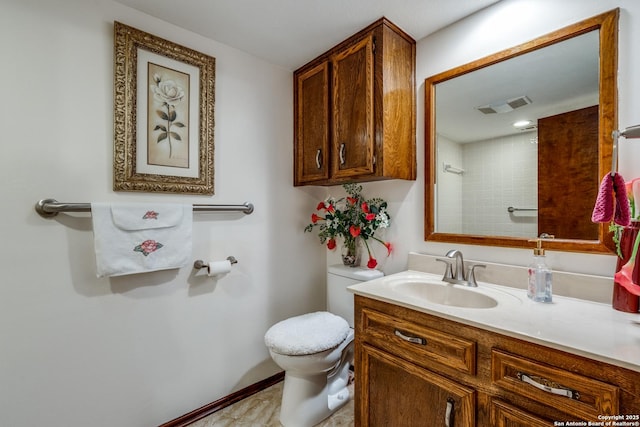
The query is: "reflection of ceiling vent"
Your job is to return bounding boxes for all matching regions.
[476,95,532,114]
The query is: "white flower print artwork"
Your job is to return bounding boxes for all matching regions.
[147,63,190,168]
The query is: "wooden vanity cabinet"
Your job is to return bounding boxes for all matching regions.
[293,18,416,186]
[360,343,476,426]
[354,295,640,426]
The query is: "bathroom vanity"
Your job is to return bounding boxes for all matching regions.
[349,266,640,426]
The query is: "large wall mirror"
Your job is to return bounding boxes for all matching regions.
[425,9,618,253]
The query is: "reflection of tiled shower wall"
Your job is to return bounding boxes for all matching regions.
[436,132,538,237]
[462,132,538,237]
[436,134,463,233]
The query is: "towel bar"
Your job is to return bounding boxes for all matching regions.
[507,206,538,213]
[443,163,465,175]
[35,198,254,218]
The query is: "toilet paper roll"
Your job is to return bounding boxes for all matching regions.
[207,260,232,276]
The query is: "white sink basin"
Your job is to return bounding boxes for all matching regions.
[389,280,498,309]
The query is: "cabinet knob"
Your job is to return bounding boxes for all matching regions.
[339,143,346,165]
[315,148,322,169]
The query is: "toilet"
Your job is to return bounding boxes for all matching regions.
[264,265,383,427]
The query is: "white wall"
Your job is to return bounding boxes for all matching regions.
[3,0,640,425]
[0,0,328,426]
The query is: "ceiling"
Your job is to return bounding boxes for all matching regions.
[113,0,501,70]
[113,0,597,143]
[436,30,599,143]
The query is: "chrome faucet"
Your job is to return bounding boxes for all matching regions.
[436,250,486,287]
[446,249,466,281]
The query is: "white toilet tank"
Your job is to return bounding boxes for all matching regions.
[327,265,384,327]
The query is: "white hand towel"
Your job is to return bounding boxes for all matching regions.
[91,203,192,278]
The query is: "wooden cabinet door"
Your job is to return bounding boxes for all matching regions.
[490,399,552,427]
[294,61,330,185]
[357,343,475,427]
[331,34,375,180]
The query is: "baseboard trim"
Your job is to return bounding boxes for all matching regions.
[158,371,285,427]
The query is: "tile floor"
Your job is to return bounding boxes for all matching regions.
[188,381,354,427]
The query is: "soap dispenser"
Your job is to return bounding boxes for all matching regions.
[527,238,553,303]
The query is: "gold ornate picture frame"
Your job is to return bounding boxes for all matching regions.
[113,22,215,194]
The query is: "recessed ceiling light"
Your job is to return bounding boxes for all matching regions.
[513,120,533,128]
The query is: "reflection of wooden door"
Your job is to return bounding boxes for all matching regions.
[538,105,599,240]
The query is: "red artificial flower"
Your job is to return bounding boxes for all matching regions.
[326,204,335,213]
[367,257,378,269]
[347,197,358,205]
[361,202,370,213]
[365,213,375,221]
[311,213,322,224]
[614,262,640,296]
[384,242,393,256]
[327,238,337,250]
[316,202,326,210]
[349,225,361,237]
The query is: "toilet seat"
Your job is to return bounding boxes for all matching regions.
[264,311,350,356]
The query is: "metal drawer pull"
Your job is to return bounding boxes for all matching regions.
[445,397,455,427]
[517,372,580,400]
[339,143,346,165]
[315,148,322,169]
[394,329,426,345]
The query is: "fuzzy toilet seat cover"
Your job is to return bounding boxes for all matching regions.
[264,311,350,356]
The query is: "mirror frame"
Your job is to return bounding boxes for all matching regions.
[424,9,619,254]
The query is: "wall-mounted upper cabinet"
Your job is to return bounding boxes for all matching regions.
[294,18,416,186]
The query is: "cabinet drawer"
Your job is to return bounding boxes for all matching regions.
[491,349,619,419]
[490,399,551,427]
[360,307,476,374]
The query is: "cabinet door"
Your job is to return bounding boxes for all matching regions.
[331,34,375,180]
[294,61,330,185]
[357,343,475,427]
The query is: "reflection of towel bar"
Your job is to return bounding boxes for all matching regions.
[507,206,538,213]
[443,163,465,175]
[35,198,254,218]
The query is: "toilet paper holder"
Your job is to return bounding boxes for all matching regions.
[193,256,238,270]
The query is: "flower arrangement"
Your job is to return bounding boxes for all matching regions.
[627,178,640,222]
[610,177,640,256]
[610,177,640,299]
[304,183,392,269]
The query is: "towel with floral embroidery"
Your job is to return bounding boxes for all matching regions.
[90,203,192,278]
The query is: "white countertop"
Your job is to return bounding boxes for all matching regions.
[348,270,640,373]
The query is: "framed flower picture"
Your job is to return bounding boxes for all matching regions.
[113,22,215,194]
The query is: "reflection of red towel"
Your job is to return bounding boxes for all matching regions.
[613,173,630,226]
[591,173,630,226]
